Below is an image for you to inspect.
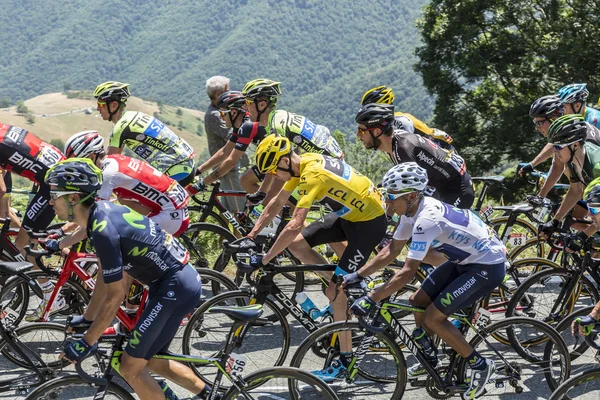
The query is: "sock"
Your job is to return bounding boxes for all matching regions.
[466,349,486,370]
[339,351,353,367]
[40,281,54,300]
[197,385,213,399]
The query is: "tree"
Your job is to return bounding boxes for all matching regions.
[26,114,35,125]
[50,138,65,150]
[196,123,204,136]
[176,108,183,117]
[63,82,72,92]
[415,0,600,174]
[0,97,10,108]
[15,100,29,115]
[177,120,185,131]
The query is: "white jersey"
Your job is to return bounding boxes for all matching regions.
[393,197,505,265]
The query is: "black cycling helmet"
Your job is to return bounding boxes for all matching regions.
[45,158,103,194]
[361,86,395,105]
[547,114,587,145]
[355,103,395,128]
[529,95,564,119]
[216,90,246,110]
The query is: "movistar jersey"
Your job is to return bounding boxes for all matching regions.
[585,107,600,129]
[0,124,64,183]
[282,153,385,222]
[268,110,343,158]
[393,197,506,265]
[109,111,195,173]
[97,155,189,215]
[87,201,189,285]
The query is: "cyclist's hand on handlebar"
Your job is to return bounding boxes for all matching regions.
[41,239,61,252]
[572,315,598,336]
[67,314,93,334]
[46,227,65,240]
[538,218,560,238]
[185,178,205,196]
[246,191,266,206]
[351,295,377,317]
[61,338,97,364]
[527,195,547,207]
[341,271,363,288]
[249,254,265,269]
[564,231,589,253]
[517,162,534,177]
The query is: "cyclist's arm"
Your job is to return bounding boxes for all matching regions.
[0,169,6,198]
[530,143,554,168]
[198,141,236,177]
[555,180,585,221]
[263,176,286,206]
[247,188,290,239]
[357,238,407,278]
[204,145,244,186]
[538,155,565,198]
[83,272,125,345]
[256,173,276,199]
[57,226,88,249]
[370,257,420,302]
[590,301,600,320]
[106,145,122,155]
[263,206,309,264]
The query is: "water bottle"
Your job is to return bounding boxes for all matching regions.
[157,380,179,400]
[295,292,319,319]
[235,211,253,230]
[412,327,438,365]
[313,304,333,319]
[451,318,463,330]
[259,215,281,236]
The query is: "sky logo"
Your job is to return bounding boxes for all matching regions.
[410,241,427,252]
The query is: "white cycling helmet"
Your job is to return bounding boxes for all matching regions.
[64,131,105,159]
[382,162,428,192]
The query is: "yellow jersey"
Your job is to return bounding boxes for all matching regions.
[283,153,385,222]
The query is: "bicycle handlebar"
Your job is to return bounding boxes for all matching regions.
[573,319,600,350]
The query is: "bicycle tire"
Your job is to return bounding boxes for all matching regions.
[179,222,236,272]
[456,317,570,394]
[195,267,238,300]
[489,216,538,253]
[181,290,291,389]
[189,204,230,229]
[222,366,339,400]
[25,374,135,400]
[549,366,600,400]
[552,306,595,365]
[289,320,406,399]
[508,236,555,262]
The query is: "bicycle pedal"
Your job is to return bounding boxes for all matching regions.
[408,378,427,387]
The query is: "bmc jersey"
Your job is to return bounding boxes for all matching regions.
[88,201,190,285]
[390,130,468,190]
[268,110,344,158]
[109,111,195,173]
[0,124,64,183]
[97,155,189,215]
[282,153,385,222]
[392,112,454,146]
[585,108,600,129]
[229,120,267,152]
[393,197,506,265]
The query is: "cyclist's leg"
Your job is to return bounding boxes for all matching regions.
[439,176,475,210]
[165,159,195,187]
[0,171,20,228]
[290,212,345,266]
[240,166,262,194]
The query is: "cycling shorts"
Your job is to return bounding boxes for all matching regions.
[125,263,202,360]
[421,260,506,316]
[302,212,387,274]
[3,171,11,195]
[165,159,195,187]
[150,207,190,237]
[433,176,475,210]
[22,183,55,231]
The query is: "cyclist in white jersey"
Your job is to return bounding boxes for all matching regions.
[345,162,506,399]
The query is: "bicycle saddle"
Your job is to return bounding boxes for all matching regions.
[471,176,505,183]
[208,305,264,323]
[0,261,33,276]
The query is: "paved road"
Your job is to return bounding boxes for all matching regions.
[2,279,598,399]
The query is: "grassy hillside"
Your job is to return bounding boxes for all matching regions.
[0,0,432,135]
[0,92,208,161]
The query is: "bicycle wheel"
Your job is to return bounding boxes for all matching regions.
[489,216,537,255]
[181,290,290,390]
[25,375,134,400]
[179,222,236,272]
[222,366,339,400]
[549,366,600,400]
[195,268,238,304]
[455,317,570,395]
[290,321,406,400]
[508,236,556,262]
[506,268,599,339]
[188,204,231,229]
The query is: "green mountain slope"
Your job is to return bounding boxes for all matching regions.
[0,0,431,134]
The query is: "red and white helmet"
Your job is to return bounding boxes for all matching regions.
[64,131,105,159]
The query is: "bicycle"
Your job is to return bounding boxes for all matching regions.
[25,305,340,400]
[289,277,571,399]
[548,318,600,400]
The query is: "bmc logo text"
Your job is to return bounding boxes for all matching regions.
[9,152,42,175]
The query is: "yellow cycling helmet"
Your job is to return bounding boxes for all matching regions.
[255,135,292,174]
[361,86,395,105]
[242,79,282,100]
[94,81,131,103]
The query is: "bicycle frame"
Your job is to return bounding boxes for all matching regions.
[42,250,148,331]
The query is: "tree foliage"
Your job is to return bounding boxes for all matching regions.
[415,0,600,174]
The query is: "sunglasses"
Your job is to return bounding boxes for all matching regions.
[357,127,379,136]
[589,206,600,215]
[219,110,231,117]
[386,191,413,201]
[533,118,548,127]
[50,190,84,201]
[552,140,580,151]
[97,101,107,109]
[245,98,255,105]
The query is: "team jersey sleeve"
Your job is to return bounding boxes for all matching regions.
[283,177,300,193]
[90,211,124,284]
[97,159,119,200]
[406,217,443,261]
[294,174,322,209]
[392,216,413,241]
[234,122,263,151]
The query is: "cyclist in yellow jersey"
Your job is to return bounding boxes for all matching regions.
[94,81,196,186]
[246,135,387,382]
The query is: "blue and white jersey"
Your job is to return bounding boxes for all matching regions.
[393,197,506,265]
[585,107,600,129]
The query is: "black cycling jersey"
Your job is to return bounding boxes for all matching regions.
[389,130,469,191]
[229,120,267,152]
[87,201,189,286]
